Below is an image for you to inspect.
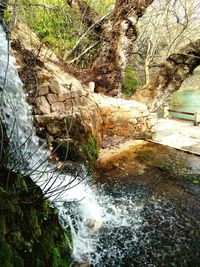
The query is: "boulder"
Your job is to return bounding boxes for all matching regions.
[35,96,51,114]
[46,93,59,104]
[51,102,66,112]
[37,83,49,96]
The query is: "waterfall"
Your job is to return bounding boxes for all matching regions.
[0,25,145,265]
[0,25,103,262]
[1,25,198,267]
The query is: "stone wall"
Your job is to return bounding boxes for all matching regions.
[11,24,157,166]
[33,70,157,153]
[92,93,157,140]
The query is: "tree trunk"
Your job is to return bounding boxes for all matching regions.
[89,0,154,96]
[69,0,104,36]
[133,39,200,111]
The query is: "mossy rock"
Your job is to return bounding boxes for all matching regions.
[0,167,72,267]
[0,121,8,164]
[52,135,98,171]
[79,136,98,168]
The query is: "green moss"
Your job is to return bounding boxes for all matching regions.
[183,175,200,186]
[42,199,50,218]
[80,136,98,168]
[29,209,42,239]
[122,66,139,97]
[0,238,13,267]
[17,175,29,192]
[0,167,72,267]
[52,133,99,170]
[193,179,200,185]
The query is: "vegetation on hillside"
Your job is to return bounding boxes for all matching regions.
[0,122,72,267]
[16,0,113,67]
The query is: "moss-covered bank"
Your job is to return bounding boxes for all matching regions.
[0,167,72,267]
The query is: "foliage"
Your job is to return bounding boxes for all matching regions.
[15,0,113,66]
[18,0,82,55]
[0,167,72,267]
[3,10,12,22]
[86,0,114,15]
[80,136,98,168]
[122,66,139,97]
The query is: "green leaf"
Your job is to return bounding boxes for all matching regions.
[3,10,12,22]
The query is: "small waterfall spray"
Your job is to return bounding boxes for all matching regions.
[0,25,144,265]
[0,25,103,262]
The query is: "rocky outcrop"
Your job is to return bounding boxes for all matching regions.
[11,23,157,167]
[92,93,157,139]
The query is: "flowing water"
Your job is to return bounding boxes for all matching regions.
[0,25,200,266]
[0,25,144,265]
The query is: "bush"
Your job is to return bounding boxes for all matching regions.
[122,66,139,97]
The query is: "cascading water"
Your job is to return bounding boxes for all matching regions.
[1,25,199,267]
[0,25,103,263]
[0,25,144,265]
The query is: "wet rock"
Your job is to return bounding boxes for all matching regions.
[85,219,102,231]
[73,263,90,267]
[35,96,50,114]
[78,264,90,267]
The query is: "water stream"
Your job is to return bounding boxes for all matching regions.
[0,24,144,265]
[0,25,200,266]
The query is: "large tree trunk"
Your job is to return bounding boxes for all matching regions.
[89,0,154,96]
[133,39,200,111]
[68,0,104,36]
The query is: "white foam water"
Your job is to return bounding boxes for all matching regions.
[0,25,145,265]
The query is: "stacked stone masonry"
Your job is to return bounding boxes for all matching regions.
[34,74,157,148]
[11,24,157,152]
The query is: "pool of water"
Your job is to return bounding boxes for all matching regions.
[159,88,200,120]
[94,142,200,267]
[169,88,200,112]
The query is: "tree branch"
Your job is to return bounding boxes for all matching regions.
[133,39,200,111]
[68,0,105,36]
[63,13,108,61]
[89,0,154,95]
